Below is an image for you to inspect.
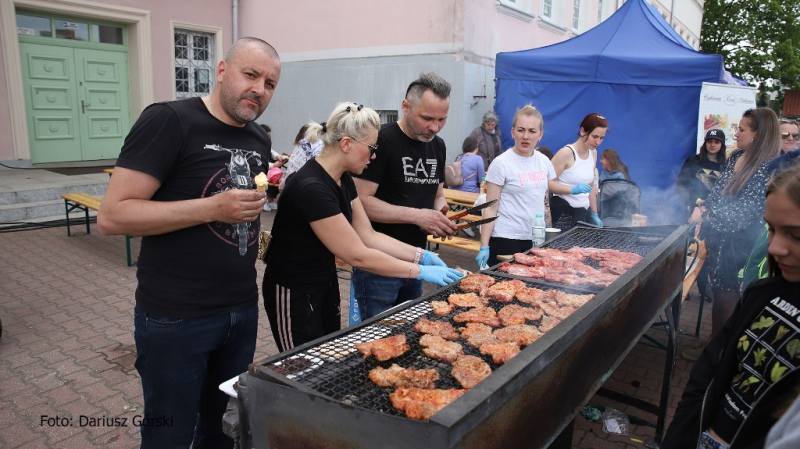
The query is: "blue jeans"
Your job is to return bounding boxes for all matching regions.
[133,304,258,449]
[352,268,423,320]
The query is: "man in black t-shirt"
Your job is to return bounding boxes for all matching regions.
[353,72,459,319]
[98,38,281,449]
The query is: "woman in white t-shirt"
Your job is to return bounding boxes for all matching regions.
[476,105,588,268]
[551,112,608,229]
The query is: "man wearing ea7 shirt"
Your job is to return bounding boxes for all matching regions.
[353,72,459,319]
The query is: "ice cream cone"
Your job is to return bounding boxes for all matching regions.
[254,172,268,192]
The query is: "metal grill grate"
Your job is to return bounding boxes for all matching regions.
[261,275,592,416]
[541,227,664,256]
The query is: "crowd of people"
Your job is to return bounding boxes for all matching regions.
[94,35,800,447]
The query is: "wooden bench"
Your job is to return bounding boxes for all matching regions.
[61,193,136,267]
[444,189,480,208]
[426,235,482,252]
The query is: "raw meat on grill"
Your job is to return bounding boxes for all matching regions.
[458,322,494,339]
[483,279,527,303]
[497,304,544,326]
[538,315,562,333]
[498,263,548,278]
[524,249,584,263]
[459,273,496,295]
[565,246,642,267]
[465,332,503,349]
[430,300,454,316]
[447,292,489,309]
[451,355,492,389]
[479,341,521,365]
[419,334,464,363]
[494,324,543,347]
[458,322,502,348]
[389,387,466,420]
[499,262,615,289]
[414,317,460,341]
[453,307,501,327]
[551,291,594,309]
[355,334,410,362]
[500,247,642,289]
[369,364,440,389]
[538,301,576,321]
[515,286,551,305]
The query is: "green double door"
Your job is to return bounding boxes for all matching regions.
[20,42,131,163]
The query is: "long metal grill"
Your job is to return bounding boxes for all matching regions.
[541,227,664,256]
[258,227,667,418]
[261,275,594,416]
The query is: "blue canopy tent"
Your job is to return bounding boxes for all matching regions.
[495,0,737,223]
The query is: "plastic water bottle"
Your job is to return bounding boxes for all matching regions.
[532,213,546,247]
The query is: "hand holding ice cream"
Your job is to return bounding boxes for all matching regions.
[254,172,268,192]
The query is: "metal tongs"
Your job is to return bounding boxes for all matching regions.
[447,199,498,230]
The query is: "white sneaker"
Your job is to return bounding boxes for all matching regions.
[263,202,272,211]
[270,202,278,210]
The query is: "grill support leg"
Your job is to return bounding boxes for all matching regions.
[655,290,681,441]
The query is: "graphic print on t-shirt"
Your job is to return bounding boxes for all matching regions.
[402,156,440,185]
[204,144,264,253]
[518,170,548,188]
[720,295,800,426]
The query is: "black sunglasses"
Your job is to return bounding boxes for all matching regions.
[781,132,799,140]
[338,136,378,156]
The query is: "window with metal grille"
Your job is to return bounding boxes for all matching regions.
[543,0,553,18]
[572,0,580,29]
[174,30,215,98]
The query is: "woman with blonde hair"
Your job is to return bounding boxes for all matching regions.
[262,102,462,351]
[475,105,580,268]
[689,107,782,344]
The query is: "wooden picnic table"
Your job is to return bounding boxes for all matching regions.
[444,189,480,208]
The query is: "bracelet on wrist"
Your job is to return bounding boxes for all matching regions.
[408,262,415,279]
[413,247,422,264]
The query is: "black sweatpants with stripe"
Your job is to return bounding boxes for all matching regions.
[262,274,341,353]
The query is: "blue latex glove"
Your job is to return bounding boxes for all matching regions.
[590,213,603,227]
[421,250,447,267]
[417,265,464,286]
[476,246,490,270]
[571,183,592,195]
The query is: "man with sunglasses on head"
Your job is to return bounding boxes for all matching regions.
[353,72,459,319]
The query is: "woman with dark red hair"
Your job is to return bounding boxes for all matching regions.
[550,112,607,229]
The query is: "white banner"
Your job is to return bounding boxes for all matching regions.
[697,82,758,154]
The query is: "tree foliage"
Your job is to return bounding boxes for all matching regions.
[701,0,800,99]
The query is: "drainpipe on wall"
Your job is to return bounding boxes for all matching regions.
[232,0,238,41]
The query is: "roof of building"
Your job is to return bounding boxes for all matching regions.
[784,90,800,117]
